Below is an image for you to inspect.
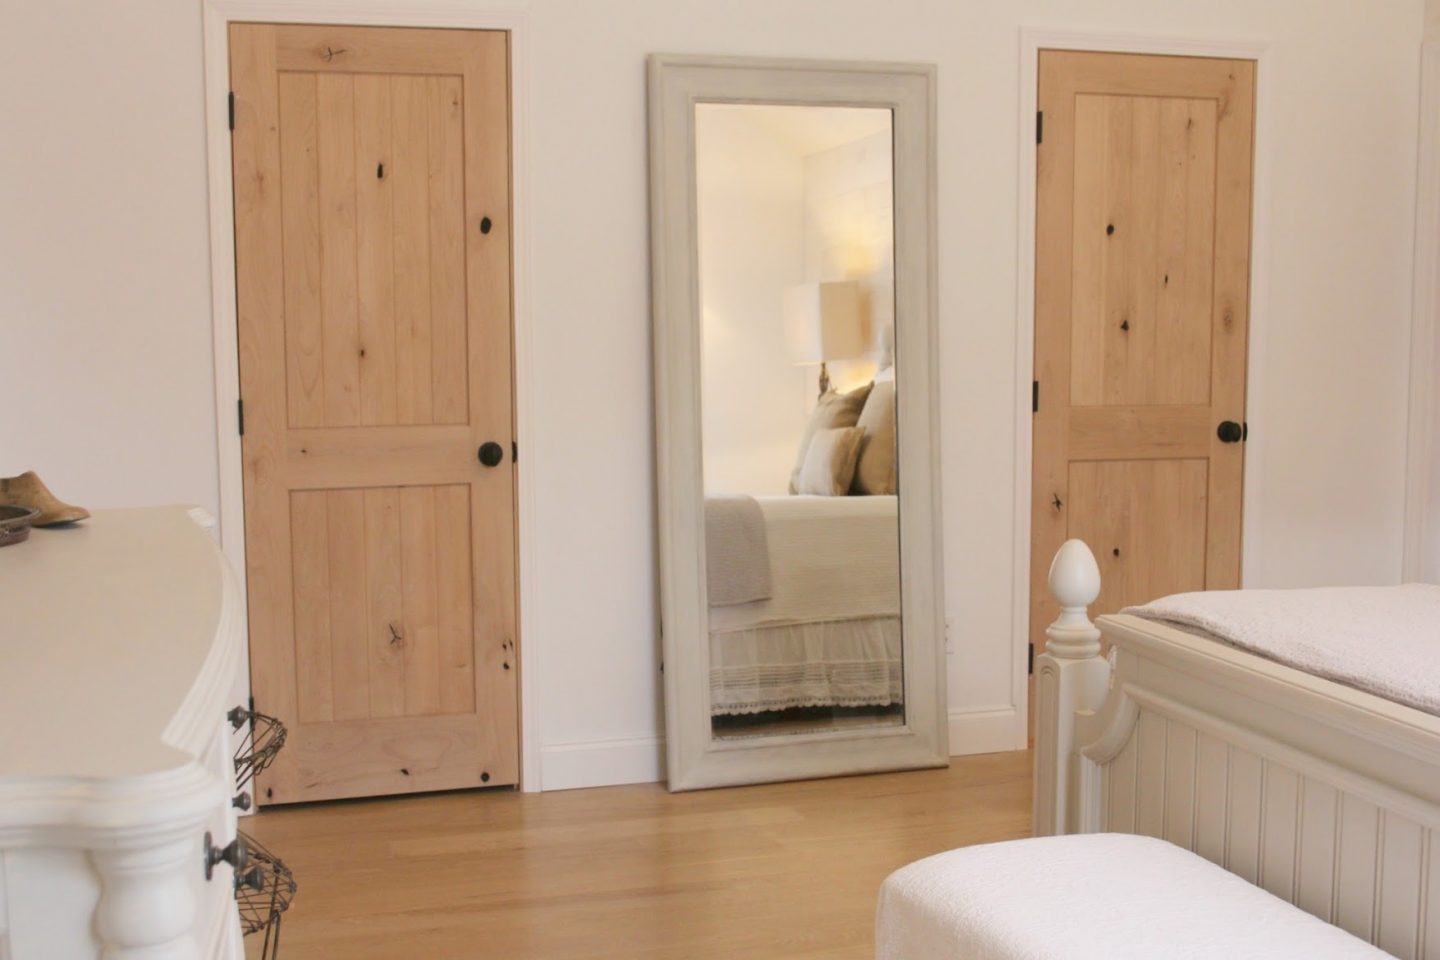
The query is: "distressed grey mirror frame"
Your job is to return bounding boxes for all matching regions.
[648,54,947,791]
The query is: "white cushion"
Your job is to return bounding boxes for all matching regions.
[876,834,1390,960]
[795,426,865,496]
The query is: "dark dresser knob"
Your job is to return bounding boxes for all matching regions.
[235,865,265,892]
[233,792,252,812]
[204,832,248,881]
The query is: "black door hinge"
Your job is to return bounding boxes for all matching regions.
[1036,110,1043,145]
[1032,380,1039,413]
[228,92,235,131]
[511,440,518,464]
[237,398,245,436]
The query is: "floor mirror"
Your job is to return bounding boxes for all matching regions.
[648,55,946,790]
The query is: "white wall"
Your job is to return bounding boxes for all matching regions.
[1409,34,1440,584]
[696,108,812,496]
[695,109,896,495]
[0,0,1421,789]
[0,0,217,515]
[802,129,893,393]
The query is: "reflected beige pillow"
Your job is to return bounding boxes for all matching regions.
[795,426,865,496]
[852,379,897,495]
[788,382,873,494]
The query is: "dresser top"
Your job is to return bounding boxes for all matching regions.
[0,506,237,782]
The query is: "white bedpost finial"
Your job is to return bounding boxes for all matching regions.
[1046,539,1102,659]
[1035,538,1109,838]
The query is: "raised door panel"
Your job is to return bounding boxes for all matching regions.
[288,485,476,727]
[1069,94,1216,408]
[275,71,469,430]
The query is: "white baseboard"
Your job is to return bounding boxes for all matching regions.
[948,705,1026,755]
[539,735,665,791]
[538,709,1024,791]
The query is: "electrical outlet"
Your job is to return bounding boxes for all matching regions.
[945,615,955,655]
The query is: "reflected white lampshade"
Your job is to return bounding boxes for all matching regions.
[784,281,867,366]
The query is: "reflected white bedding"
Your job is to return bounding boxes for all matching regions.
[1124,583,1440,717]
[709,495,901,716]
[710,618,901,715]
[709,495,898,632]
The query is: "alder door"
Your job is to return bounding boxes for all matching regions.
[230,24,517,803]
[1031,51,1255,652]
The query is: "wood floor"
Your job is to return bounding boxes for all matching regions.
[243,750,1032,959]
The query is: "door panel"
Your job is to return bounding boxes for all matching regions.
[1070,94,1217,408]
[232,23,516,803]
[287,486,476,725]
[275,71,469,429]
[1031,50,1254,652]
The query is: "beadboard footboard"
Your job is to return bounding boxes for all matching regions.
[1035,540,1440,958]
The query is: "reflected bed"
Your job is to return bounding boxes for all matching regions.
[707,494,900,716]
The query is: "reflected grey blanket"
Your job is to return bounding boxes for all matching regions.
[705,496,773,606]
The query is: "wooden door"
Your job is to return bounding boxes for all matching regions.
[230,24,517,804]
[1031,51,1255,651]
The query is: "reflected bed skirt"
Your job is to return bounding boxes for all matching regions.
[709,617,902,716]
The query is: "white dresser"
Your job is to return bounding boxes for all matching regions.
[0,506,246,959]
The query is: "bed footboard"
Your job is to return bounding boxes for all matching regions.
[1034,540,1440,957]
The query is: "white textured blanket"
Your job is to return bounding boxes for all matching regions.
[877,834,1390,959]
[1123,583,1440,716]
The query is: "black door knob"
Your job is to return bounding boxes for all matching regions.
[1217,420,1244,443]
[478,441,505,467]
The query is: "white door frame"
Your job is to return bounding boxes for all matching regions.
[1011,27,1275,744]
[1403,43,1440,583]
[201,0,543,791]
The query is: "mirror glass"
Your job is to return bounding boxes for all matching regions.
[695,103,902,741]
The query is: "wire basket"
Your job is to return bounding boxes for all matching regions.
[229,706,287,791]
[235,829,296,958]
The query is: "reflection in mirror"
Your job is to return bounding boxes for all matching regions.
[696,104,902,740]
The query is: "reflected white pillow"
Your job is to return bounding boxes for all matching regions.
[788,383,872,494]
[795,426,865,496]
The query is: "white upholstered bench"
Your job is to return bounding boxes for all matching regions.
[876,834,1391,959]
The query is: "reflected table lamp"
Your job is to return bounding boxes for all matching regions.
[784,280,867,397]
